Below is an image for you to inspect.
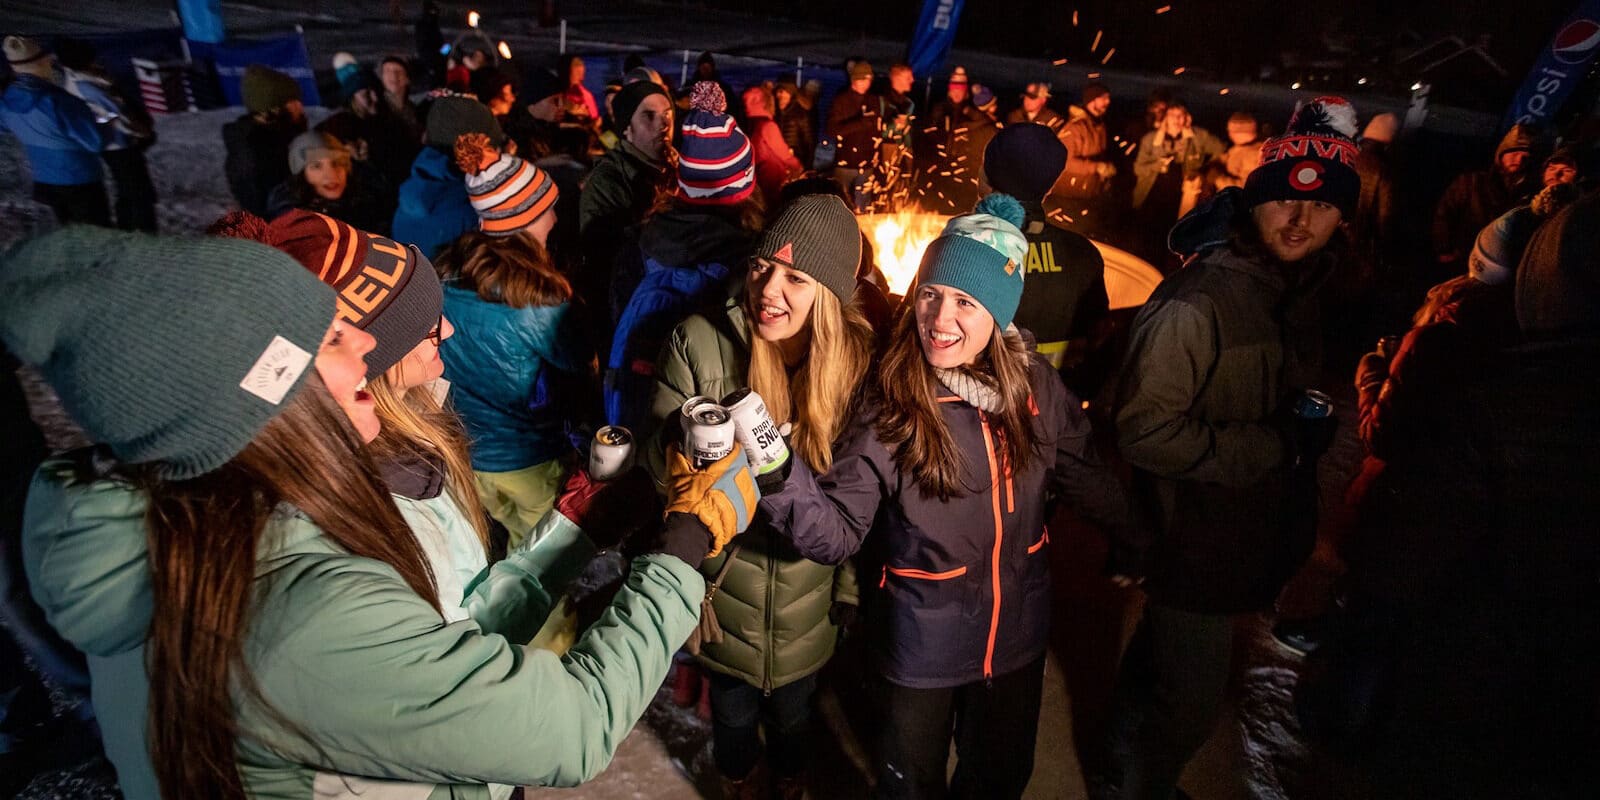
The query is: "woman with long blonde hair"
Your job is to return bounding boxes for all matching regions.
[758,195,1144,799]
[644,194,873,798]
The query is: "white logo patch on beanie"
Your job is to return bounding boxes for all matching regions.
[240,335,312,405]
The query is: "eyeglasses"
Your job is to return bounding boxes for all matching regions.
[425,316,444,347]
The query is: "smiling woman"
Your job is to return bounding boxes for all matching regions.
[754,194,1146,800]
[643,192,873,796]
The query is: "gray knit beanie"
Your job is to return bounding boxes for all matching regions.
[287,130,351,174]
[0,227,335,479]
[752,195,861,300]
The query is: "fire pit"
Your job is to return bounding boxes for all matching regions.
[855,212,1162,310]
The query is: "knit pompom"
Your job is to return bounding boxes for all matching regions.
[453,132,499,176]
[689,80,727,113]
[1288,96,1358,139]
[205,211,272,242]
[332,51,357,71]
[974,192,1026,231]
[1532,182,1580,218]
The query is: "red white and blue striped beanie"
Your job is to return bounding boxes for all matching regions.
[677,81,755,205]
[455,133,558,236]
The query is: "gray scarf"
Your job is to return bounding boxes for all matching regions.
[934,367,1004,413]
[932,326,1027,413]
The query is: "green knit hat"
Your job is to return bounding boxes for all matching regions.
[241,64,302,115]
[753,194,861,301]
[0,227,335,479]
[915,194,1029,329]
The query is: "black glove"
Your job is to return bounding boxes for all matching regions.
[555,466,659,550]
[657,512,715,567]
[828,601,859,630]
[1292,415,1339,468]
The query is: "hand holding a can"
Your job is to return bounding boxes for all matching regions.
[1280,389,1338,469]
[555,464,657,550]
[664,442,762,558]
[722,388,793,491]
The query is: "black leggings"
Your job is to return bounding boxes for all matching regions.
[708,670,818,780]
[874,657,1046,800]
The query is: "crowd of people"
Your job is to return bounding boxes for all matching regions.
[2,18,1597,800]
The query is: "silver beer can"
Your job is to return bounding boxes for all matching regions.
[589,425,635,482]
[681,396,736,469]
[722,388,789,476]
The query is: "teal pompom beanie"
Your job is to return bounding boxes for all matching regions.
[0,227,336,479]
[915,193,1029,329]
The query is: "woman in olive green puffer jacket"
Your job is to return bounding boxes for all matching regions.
[644,194,877,796]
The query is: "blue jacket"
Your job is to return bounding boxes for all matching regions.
[441,283,587,472]
[392,146,479,259]
[0,74,103,186]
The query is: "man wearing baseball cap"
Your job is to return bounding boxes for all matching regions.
[826,60,879,205]
[1006,82,1066,135]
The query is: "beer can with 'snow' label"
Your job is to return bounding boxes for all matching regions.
[681,396,736,470]
[722,388,789,475]
[589,426,635,482]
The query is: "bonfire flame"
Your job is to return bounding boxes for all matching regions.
[858,210,951,296]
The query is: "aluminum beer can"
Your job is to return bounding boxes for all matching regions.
[722,388,789,475]
[681,396,736,469]
[589,425,635,482]
[1295,389,1334,419]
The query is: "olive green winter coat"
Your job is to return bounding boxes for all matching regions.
[645,296,858,690]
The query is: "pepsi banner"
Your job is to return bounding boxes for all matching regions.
[1504,0,1600,131]
[907,0,965,78]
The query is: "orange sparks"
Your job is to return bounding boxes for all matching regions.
[1053,58,1068,65]
[1219,87,1231,95]
[1091,30,1103,51]
[1087,72,1102,79]
[1101,48,1116,64]
[1073,10,1079,26]
[1172,66,1186,75]
[1155,5,1171,13]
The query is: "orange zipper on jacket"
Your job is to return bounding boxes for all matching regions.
[979,413,1004,681]
[887,565,968,580]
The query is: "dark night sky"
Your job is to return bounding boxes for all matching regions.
[742,0,1578,89]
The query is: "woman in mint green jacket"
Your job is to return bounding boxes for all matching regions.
[3,227,757,800]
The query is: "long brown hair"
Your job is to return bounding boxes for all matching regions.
[435,230,571,308]
[746,285,874,472]
[874,303,1040,500]
[142,376,440,799]
[367,371,490,550]
[646,191,766,236]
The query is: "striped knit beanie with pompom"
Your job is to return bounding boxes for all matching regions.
[454,132,558,236]
[676,81,755,205]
